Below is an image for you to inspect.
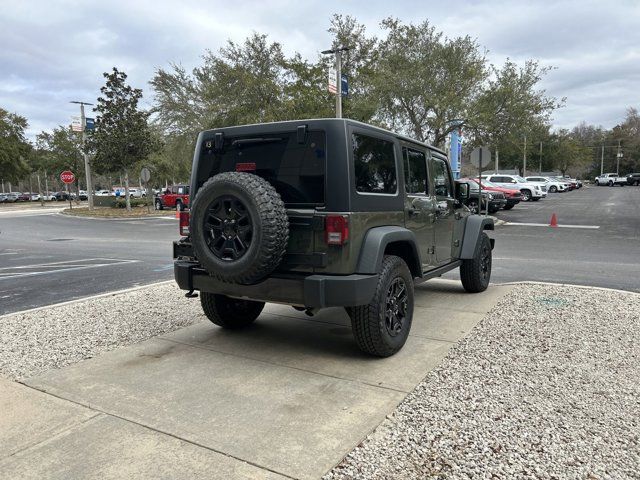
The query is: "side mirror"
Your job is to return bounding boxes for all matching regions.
[455,182,470,201]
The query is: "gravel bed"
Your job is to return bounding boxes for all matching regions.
[326,284,640,480]
[0,282,204,381]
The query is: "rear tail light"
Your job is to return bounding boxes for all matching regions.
[325,215,349,245]
[179,211,190,236]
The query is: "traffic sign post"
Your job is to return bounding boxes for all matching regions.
[140,167,152,212]
[60,170,75,210]
[470,147,491,216]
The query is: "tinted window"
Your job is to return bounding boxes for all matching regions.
[353,134,397,194]
[403,147,428,195]
[431,157,453,197]
[204,130,326,206]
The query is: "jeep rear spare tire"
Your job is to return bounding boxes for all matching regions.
[190,172,289,284]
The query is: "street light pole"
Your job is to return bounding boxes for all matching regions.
[71,101,94,210]
[539,141,543,173]
[523,135,527,176]
[321,46,350,119]
[616,139,622,175]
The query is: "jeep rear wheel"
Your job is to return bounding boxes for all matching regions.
[200,292,264,329]
[347,255,414,357]
[460,232,492,293]
[190,172,289,285]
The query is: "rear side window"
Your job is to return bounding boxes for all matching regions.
[204,130,326,206]
[403,147,428,195]
[352,133,397,194]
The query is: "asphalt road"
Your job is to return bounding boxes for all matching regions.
[1,184,638,314]
[445,183,640,292]
[0,209,177,315]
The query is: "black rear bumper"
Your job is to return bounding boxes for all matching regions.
[174,260,378,308]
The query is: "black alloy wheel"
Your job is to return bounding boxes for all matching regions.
[460,232,492,293]
[384,278,408,337]
[204,195,253,261]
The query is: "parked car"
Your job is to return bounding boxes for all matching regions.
[626,173,640,186]
[156,184,190,211]
[3,192,21,202]
[52,191,70,201]
[0,193,6,202]
[481,174,545,201]
[458,179,506,214]
[29,193,41,201]
[95,190,112,196]
[41,193,57,201]
[477,179,522,210]
[594,173,626,186]
[563,176,582,188]
[78,190,88,200]
[525,176,567,193]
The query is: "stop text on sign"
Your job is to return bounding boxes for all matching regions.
[60,170,75,184]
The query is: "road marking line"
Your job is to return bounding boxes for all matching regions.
[504,222,600,229]
[0,280,175,318]
[0,259,139,280]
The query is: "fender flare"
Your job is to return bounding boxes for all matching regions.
[356,226,422,277]
[460,216,494,259]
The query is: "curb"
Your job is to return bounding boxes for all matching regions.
[58,211,175,221]
[492,280,640,296]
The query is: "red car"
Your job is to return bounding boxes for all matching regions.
[156,184,190,211]
[462,178,522,210]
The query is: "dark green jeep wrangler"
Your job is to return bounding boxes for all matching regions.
[174,119,494,357]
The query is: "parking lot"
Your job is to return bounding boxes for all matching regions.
[2,184,639,315]
[0,209,176,315]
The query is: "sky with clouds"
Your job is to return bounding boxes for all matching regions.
[1,0,639,139]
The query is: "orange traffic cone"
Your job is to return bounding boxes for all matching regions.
[550,213,558,227]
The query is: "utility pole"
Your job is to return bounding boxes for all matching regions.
[616,139,622,175]
[71,101,94,210]
[495,148,499,174]
[539,141,543,173]
[321,46,350,119]
[523,135,527,176]
[601,144,604,175]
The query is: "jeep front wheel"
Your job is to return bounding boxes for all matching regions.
[460,232,492,293]
[347,255,414,357]
[200,292,264,329]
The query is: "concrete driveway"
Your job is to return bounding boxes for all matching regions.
[1,280,513,479]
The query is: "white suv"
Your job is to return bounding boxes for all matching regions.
[525,176,567,193]
[482,174,545,201]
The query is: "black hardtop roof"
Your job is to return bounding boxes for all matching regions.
[200,118,447,157]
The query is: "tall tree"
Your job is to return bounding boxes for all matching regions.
[0,108,31,185]
[88,67,158,210]
[35,126,85,196]
[374,18,487,147]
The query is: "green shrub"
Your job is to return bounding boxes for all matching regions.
[114,198,151,208]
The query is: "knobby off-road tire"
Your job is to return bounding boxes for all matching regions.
[460,232,492,293]
[155,198,163,210]
[347,255,414,357]
[200,292,264,329]
[176,199,184,211]
[190,172,289,285]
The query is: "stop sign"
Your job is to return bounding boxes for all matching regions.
[60,170,75,184]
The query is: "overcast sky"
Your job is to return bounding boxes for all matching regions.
[2,0,639,139]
